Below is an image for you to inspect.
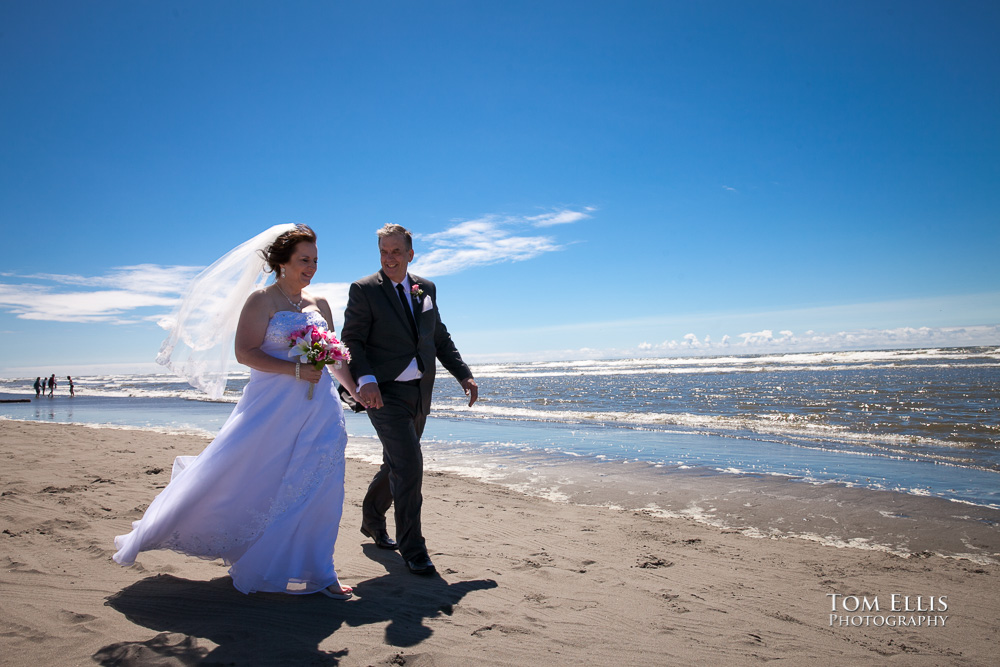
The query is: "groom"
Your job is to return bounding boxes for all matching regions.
[342,223,478,575]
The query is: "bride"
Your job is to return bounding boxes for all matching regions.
[113,224,358,599]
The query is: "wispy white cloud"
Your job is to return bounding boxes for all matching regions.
[0,268,356,327]
[13,264,201,294]
[0,207,591,323]
[410,207,592,277]
[527,207,595,227]
[0,266,196,324]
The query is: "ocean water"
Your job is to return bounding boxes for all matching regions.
[4,346,999,560]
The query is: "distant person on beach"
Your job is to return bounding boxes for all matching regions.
[67,376,75,397]
[33,377,41,397]
[342,223,477,576]
[47,374,56,396]
[113,224,361,599]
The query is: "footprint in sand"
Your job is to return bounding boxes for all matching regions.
[471,624,532,637]
[58,610,97,625]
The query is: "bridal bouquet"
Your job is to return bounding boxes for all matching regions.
[288,325,351,399]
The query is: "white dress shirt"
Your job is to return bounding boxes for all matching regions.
[356,275,423,390]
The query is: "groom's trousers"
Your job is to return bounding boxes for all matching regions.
[362,379,429,561]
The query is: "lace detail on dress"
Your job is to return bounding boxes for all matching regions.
[161,445,345,563]
[244,447,345,544]
[263,310,328,346]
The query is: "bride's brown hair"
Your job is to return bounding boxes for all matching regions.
[260,224,317,273]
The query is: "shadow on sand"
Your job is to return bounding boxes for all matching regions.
[97,547,497,666]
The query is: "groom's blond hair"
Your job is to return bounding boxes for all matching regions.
[377,223,412,251]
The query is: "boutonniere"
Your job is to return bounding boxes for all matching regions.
[410,283,425,300]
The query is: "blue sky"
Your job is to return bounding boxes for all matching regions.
[2,1,998,376]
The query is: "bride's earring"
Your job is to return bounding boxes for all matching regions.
[281,267,286,278]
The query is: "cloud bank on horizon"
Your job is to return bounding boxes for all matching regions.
[640,325,1000,355]
[452,324,1000,366]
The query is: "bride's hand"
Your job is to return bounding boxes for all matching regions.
[298,364,323,383]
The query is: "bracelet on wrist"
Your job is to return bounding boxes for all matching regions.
[295,362,300,380]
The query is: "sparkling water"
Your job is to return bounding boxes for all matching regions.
[4,346,999,559]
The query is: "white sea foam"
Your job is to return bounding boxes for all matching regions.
[470,347,1000,378]
[430,402,981,455]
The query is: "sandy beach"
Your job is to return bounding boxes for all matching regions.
[1,420,998,666]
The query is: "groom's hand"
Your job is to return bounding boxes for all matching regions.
[460,377,478,407]
[358,383,384,410]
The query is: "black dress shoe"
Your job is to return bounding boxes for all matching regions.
[405,555,436,575]
[360,525,398,550]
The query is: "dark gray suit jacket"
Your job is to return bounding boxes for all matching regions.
[341,270,472,413]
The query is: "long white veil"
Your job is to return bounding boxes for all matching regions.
[156,224,298,399]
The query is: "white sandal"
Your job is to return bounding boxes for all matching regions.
[319,585,353,600]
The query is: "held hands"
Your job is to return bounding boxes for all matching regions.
[354,377,476,409]
[357,382,384,410]
[460,377,478,407]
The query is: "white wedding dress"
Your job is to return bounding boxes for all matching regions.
[113,310,347,595]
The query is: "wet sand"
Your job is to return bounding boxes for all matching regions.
[1,420,998,665]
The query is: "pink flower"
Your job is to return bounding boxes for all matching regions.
[284,323,352,400]
[287,324,351,368]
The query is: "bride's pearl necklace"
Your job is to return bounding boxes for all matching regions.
[274,283,303,311]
